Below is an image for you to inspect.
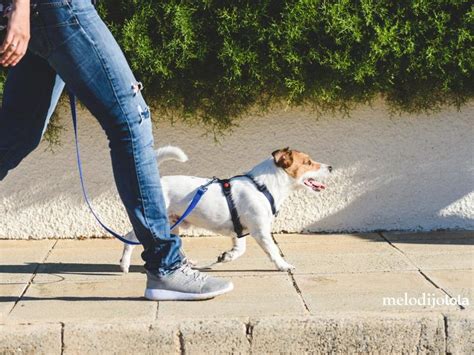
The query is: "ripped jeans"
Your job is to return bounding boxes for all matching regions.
[0,0,184,275]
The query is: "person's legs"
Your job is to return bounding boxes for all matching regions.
[21,0,233,300]
[0,51,64,181]
[27,0,185,275]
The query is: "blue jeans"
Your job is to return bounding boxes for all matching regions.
[0,0,183,275]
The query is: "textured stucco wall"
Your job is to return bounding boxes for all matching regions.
[0,100,473,239]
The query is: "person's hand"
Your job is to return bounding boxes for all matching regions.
[0,0,30,67]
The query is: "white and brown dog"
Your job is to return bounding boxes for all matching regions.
[119,146,332,272]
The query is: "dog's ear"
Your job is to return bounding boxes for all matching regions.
[272,147,293,169]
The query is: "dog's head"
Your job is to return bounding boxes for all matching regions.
[272,147,332,193]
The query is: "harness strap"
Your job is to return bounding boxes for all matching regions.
[218,179,248,238]
[244,174,278,216]
[217,175,277,238]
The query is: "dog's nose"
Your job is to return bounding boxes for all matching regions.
[328,166,333,172]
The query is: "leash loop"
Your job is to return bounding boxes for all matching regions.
[68,91,140,245]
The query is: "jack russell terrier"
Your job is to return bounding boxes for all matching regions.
[119,146,332,272]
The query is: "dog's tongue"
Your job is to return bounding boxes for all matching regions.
[304,178,326,191]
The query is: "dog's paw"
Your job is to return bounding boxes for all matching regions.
[277,262,296,272]
[217,251,234,263]
[217,251,232,263]
[119,260,130,274]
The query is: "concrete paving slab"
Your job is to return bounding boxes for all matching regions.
[405,253,473,271]
[181,236,279,274]
[251,314,446,353]
[390,241,474,253]
[277,234,395,254]
[0,239,56,249]
[0,283,27,322]
[423,269,474,308]
[172,236,260,261]
[446,312,474,354]
[34,239,145,283]
[8,277,156,322]
[158,274,306,320]
[383,231,474,272]
[0,323,62,354]
[45,236,273,278]
[383,230,474,242]
[64,321,178,355]
[274,233,385,244]
[0,240,55,283]
[280,248,416,274]
[1,235,473,354]
[179,319,250,354]
[295,271,457,312]
[276,233,416,274]
[37,237,280,280]
[52,239,127,249]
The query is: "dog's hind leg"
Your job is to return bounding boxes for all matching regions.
[218,236,246,263]
[250,227,295,271]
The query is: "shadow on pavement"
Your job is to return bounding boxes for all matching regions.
[0,262,144,277]
[0,296,146,302]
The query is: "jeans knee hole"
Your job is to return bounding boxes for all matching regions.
[137,104,150,125]
[131,81,144,96]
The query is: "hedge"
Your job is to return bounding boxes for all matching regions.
[4,1,474,134]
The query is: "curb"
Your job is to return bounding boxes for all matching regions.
[1,313,472,354]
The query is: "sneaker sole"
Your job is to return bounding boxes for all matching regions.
[144,282,234,301]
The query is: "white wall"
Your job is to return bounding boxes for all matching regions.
[0,100,473,239]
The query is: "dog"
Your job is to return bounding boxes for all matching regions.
[119,146,332,272]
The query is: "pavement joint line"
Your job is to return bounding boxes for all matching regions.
[245,321,254,349]
[272,233,311,314]
[60,321,65,355]
[178,328,185,355]
[443,314,449,354]
[155,301,159,321]
[378,232,465,311]
[7,239,59,316]
[416,269,465,311]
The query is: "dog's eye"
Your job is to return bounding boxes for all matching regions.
[305,160,311,165]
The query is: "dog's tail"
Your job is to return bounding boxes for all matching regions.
[155,146,188,165]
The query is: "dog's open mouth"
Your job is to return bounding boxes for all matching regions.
[304,178,326,192]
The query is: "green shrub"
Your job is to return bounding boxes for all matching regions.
[99,0,473,131]
[5,1,474,136]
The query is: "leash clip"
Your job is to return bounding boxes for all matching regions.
[201,176,218,192]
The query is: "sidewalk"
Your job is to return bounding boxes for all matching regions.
[1,231,472,354]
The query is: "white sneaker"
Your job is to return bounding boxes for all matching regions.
[144,263,234,301]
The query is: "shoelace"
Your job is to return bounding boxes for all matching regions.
[180,263,208,282]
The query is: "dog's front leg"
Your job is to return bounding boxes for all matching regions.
[119,231,139,273]
[251,227,295,271]
[120,243,135,273]
[218,237,246,263]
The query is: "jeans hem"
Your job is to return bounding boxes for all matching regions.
[148,258,186,277]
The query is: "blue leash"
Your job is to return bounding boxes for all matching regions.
[68,92,212,245]
[168,177,217,230]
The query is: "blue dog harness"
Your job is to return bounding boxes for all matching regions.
[68,92,278,244]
